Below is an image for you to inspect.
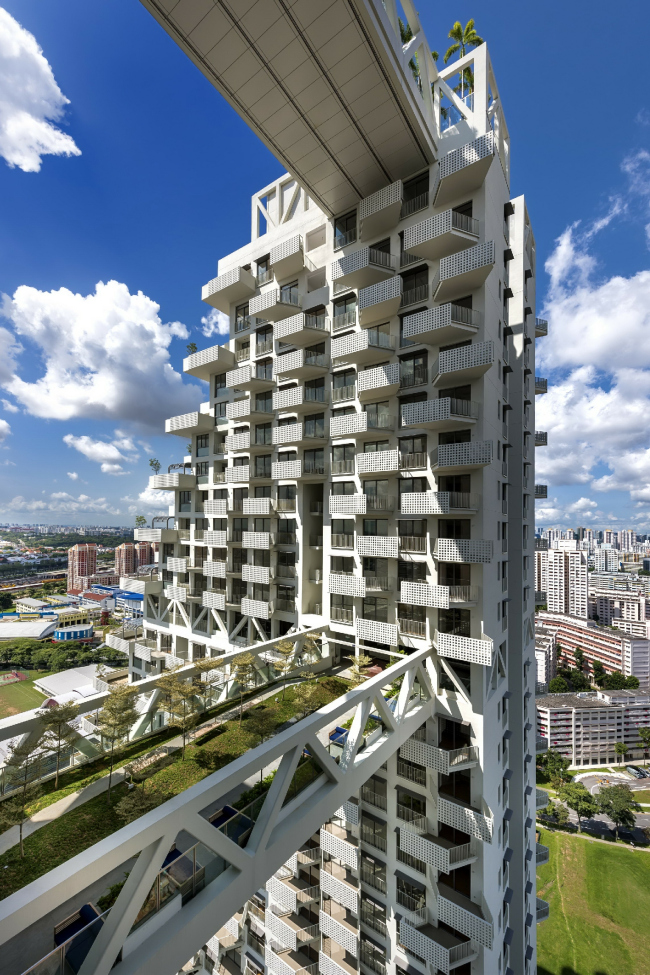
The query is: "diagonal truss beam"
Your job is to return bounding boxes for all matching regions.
[0,648,435,975]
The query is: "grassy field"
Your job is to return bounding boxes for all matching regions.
[0,670,51,718]
[537,828,650,975]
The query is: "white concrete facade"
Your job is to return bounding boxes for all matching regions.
[537,549,588,619]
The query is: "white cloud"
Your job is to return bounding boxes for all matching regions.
[122,486,173,515]
[201,308,229,338]
[0,492,120,515]
[1,398,17,413]
[0,418,10,442]
[63,431,140,475]
[1,280,203,431]
[0,8,80,172]
[67,471,78,480]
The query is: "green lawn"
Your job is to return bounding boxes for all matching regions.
[537,829,650,975]
[0,670,52,719]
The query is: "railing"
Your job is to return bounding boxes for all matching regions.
[396,803,426,832]
[235,316,256,333]
[398,618,426,638]
[332,309,357,331]
[400,284,428,308]
[331,607,353,623]
[334,228,357,250]
[399,535,427,553]
[397,759,426,786]
[360,825,387,852]
[276,499,297,512]
[331,459,355,474]
[360,786,387,810]
[399,452,427,470]
[332,385,356,403]
[401,192,428,219]
[331,534,354,548]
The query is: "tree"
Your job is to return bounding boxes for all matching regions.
[638,727,650,766]
[538,749,571,786]
[614,741,627,765]
[134,515,147,528]
[232,652,258,724]
[548,676,569,693]
[604,672,627,690]
[0,737,44,857]
[38,701,80,790]
[192,656,228,710]
[293,681,317,719]
[346,653,374,687]
[592,660,606,686]
[100,611,110,626]
[246,705,280,782]
[569,669,590,691]
[96,684,139,803]
[186,442,192,455]
[272,638,296,697]
[625,675,640,689]
[169,679,202,759]
[115,787,164,824]
[557,782,598,832]
[148,458,161,476]
[0,592,12,610]
[596,784,641,840]
[574,646,585,671]
[300,631,321,666]
[443,19,483,99]
[186,342,198,354]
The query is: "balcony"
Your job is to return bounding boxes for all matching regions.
[328,573,366,598]
[400,491,479,515]
[332,329,395,366]
[271,460,300,480]
[266,947,317,975]
[403,209,480,262]
[398,618,427,639]
[225,398,271,424]
[435,630,493,667]
[329,495,365,516]
[437,795,493,843]
[242,531,275,550]
[320,903,359,957]
[183,342,236,380]
[399,827,477,873]
[433,241,495,303]
[331,246,398,290]
[431,441,493,472]
[399,581,448,609]
[321,822,358,870]
[535,376,548,394]
[536,735,549,754]
[274,385,329,413]
[225,432,250,452]
[400,736,479,775]
[202,590,226,611]
[274,348,329,380]
[332,309,357,333]
[273,423,303,447]
[357,535,399,558]
[356,617,398,645]
[438,884,493,950]
[225,465,250,483]
[241,597,273,619]
[399,535,427,554]
[433,538,492,563]
[266,908,319,951]
[357,363,400,401]
[201,265,256,313]
[330,412,395,439]
[331,535,355,552]
[242,564,273,585]
[536,898,550,923]
[320,864,359,914]
[274,311,329,347]
[402,302,480,345]
[432,340,494,385]
[535,431,548,446]
[358,276,402,326]
[270,234,307,278]
[166,556,187,573]
[242,498,273,516]
[250,288,302,322]
[536,842,550,866]
[351,450,396,476]
[399,919,478,975]
[434,131,496,208]
[535,317,548,338]
[359,179,402,240]
[399,451,428,470]
[226,363,274,392]
[535,484,548,499]
[149,471,195,490]
[163,585,188,602]
[401,397,478,432]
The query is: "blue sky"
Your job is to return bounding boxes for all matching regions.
[0,1,649,528]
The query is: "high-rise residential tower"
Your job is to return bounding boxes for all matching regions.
[67,542,97,591]
[115,542,137,579]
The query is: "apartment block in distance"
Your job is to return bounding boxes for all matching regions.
[124,3,548,974]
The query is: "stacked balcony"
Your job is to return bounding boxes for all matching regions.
[250,288,302,322]
[225,431,250,453]
[536,843,550,866]
[435,630,494,667]
[358,276,403,326]
[242,497,274,516]
[321,862,359,915]
[274,311,329,347]
[226,363,274,392]
[330,412,395,440]
[431,441,492,472]
[270,234,307,279]
[226,465,250,483]
[535,376,548,394]
[227,396,274,423]
[432,340,493,385]
[320,902,359,957]
[359,179,403,240]
[535,431,548,446]
[535,317,548,337]
[149,471,195,490]
[433,538,492,563]
[438,884,493,949]
[273,385,329,413]
[398,826,477,873]
[332,330,395,366]
[183,342,236,380]
[266,875,320,915]
[357,535,399,559]
[433,242,495,303]
[356,617,398,646]
[437,795,493,843]
[202,590,226,611]
[265,946,317,975]
[321,823,359,870]
[399,919,478,975]
[328,573,366,598]
[331,246,397,290]
[535,484,548,499]
[399,581,449,609]
[357,450,399,474]
[402,302,481,346]
[401,397,478,432]
[265,906,319,952]
[163,585,188,602]
[536,898,550,923]
[201,265,256,313]
[400,737,479,775]
[357,363,400,401]
[241,597,273,619]
[242,531,275,550]
[433,131,496,207]
[403,208,480,261]
[274,348,328,380]
[400,491,479,515]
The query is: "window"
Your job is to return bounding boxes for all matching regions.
[332,444,355,474]
[214,373,226,397]
[363,440,390,453]
[398,519,425,537]
[360,853,386,893]
[364,401,391,428]
[363,519,388,536]
[398,560,426,581]
[402,171,429,211]
[439,519,471,540]
[439,429,471,445]
[256,359,273,381]
[280,280,299,304]
[333,368,356,388]
[255,391,273,413]
[304,448,325,474]
[256,258,271,286]
[363,479,390,502]
[399,477,427,497]
[195,462,209,484]
[255,422,272,445]
[214,400,227,419]
[255,455,272,477]
[334,210,357,248]
[332,294,357,330]
[256,325,273,354]
[400,265,429,307]
[399,350,428,388]
[438,607,471,637]
[305,377,325,403]
[235,303,250,332]
[179,491,192,512]
[331,480,355,496]
[331,593,353,621]
[254,484,271,498]
[304,412,325,439]
[196,434,210,457]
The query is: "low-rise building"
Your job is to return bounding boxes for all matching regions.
[535,625,556,691]
[15,597,50,614]
[536,688,650,767]
[80,591,115,612]
[535,611,650,687]
[0,619,56,641]
[53,623,94,643]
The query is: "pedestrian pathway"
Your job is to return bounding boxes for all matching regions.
[0,681,304,857]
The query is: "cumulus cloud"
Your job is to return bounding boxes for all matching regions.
[1,280,203,432]
[0,418,10,442]
[0,492,120,515]
[122,486,173,515]
[0,8,80,172]
[67,471,78,480]
[201,308,229,338]
[1,398,17,413]
[63,431,139,474]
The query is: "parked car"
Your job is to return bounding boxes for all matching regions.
[626,766,644,778]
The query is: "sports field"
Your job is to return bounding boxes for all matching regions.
[537,829,650,975]
[0,670,50,718]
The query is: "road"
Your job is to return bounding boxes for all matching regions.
[541,769,650,841]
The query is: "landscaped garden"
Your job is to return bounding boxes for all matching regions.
[0,674,349,901]
[0,669,51,718]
